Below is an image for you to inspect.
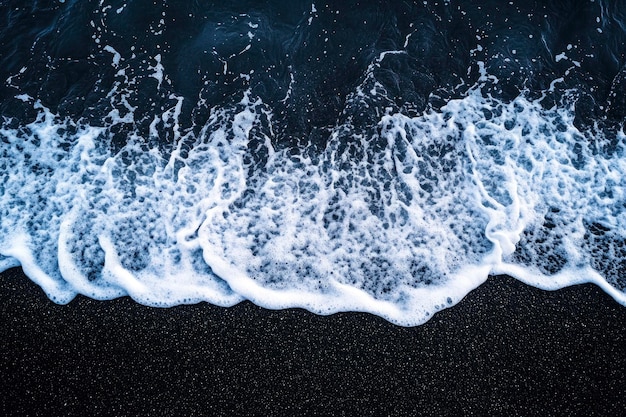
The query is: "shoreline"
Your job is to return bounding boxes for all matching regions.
[2,266,626,415]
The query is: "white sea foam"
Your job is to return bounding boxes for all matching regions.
[1,82,625,325]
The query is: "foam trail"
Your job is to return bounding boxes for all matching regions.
[1,81,625,325]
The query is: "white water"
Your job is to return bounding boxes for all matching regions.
[1,84,625,325]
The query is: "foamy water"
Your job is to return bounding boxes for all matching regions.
[1,0,625,325]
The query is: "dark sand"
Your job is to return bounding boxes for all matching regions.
[1,267,626,416]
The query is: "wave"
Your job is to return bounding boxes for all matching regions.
[1,0,625,325]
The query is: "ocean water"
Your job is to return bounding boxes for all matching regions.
[0,0,624,325]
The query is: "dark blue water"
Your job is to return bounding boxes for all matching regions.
[0,0,625,325]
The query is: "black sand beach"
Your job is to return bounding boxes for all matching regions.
[2,2,626,416]
[1,267,625,416]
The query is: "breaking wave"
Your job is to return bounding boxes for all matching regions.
[1,0,625,325]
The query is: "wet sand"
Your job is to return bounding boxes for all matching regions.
[1,267,625,416]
